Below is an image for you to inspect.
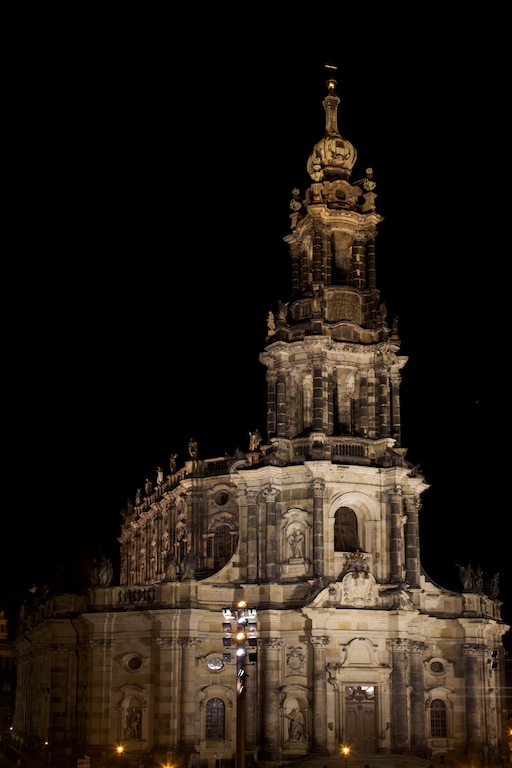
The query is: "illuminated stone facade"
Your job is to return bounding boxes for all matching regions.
[12,73,510,768]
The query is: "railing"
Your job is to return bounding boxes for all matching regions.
[292,437,372,464]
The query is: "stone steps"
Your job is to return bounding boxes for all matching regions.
[278,752,442,768]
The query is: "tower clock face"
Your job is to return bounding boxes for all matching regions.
[207,657,224,670]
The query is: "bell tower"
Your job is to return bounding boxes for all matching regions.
[260,67,407,469]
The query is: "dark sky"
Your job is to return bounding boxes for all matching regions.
[4,18,509,647]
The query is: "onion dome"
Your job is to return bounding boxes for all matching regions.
[306,74,357,182]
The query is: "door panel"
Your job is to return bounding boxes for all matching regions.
[345,685,376,754]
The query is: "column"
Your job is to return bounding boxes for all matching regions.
[276,369,287,437]
[266,371,277,439]
[390,373,402,443]
[351,237,365,289]
[357,372,368,437]
[367,373,377,439]
[388,488,403,582]
[264,486,279,582]
[155,510,164,577]
[388,639,408,751]
[311,479,325,578]
[313,363,323,432]
[327,367,334,435]
[155,637,177,751]
[404,496,420,588]
[366,233,376,290]
[409,641,426,750]
[260,639,283,761]
[178,637,200,750]
[310,636,329,754]
[245,491,259,582]
[290,244,300,296]
[463,644,485,753]
[378,370,390,437]
[188,491,202,564]
[312,224,322,283]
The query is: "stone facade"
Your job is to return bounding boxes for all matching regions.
[11,71,510,768]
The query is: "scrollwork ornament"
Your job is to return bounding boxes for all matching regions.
[178,637,201,649]
[462,643,487,657]
[260,638,283,650]
[155,638,178,649]
[309,636,329,649]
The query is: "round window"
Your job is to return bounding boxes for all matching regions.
[215,491,228,506]
[207,657,224,670]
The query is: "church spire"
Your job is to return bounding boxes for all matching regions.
[306,64,357,182]
[323,62,341,135]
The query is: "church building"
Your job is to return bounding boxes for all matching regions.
[11,69,510,768]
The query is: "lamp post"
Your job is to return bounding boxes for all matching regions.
[341,745,350,768]
[222,601,258,768]
[116,744,124,768]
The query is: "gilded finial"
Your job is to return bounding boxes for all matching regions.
[325,62,337,92]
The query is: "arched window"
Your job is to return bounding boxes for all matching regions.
[205,697,225,740]
[430,699,447,738]
[214,525,232,562]
[334,507,361,551]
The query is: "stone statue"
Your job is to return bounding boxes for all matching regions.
[163,551,177,581]
[277,300,288,323]
[487,573,500,599]
[248,428,262,451]
[188,438,198,459]
[175,518,187,542]
[169,454,178,474]
[456,563,474,591]
[98,556,113,585]
[473,566,484,593]
[144,478,153,497]
[285,707,305,740]
[182,550,196,580]
[156,467,164,485]
[288,528,305,558]
[124,707,141,739]
[90,555,113,586]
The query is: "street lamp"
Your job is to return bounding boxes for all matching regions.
[116,744,124,768]
[341,745,350,768]
[222,601,258,768]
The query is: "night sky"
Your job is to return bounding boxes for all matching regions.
[4,18,509,648]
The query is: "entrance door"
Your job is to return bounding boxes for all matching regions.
[345,685,377,754]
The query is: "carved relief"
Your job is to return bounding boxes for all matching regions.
[285,645,306,676]
[341,571,376,607]
[325,291,361,323]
